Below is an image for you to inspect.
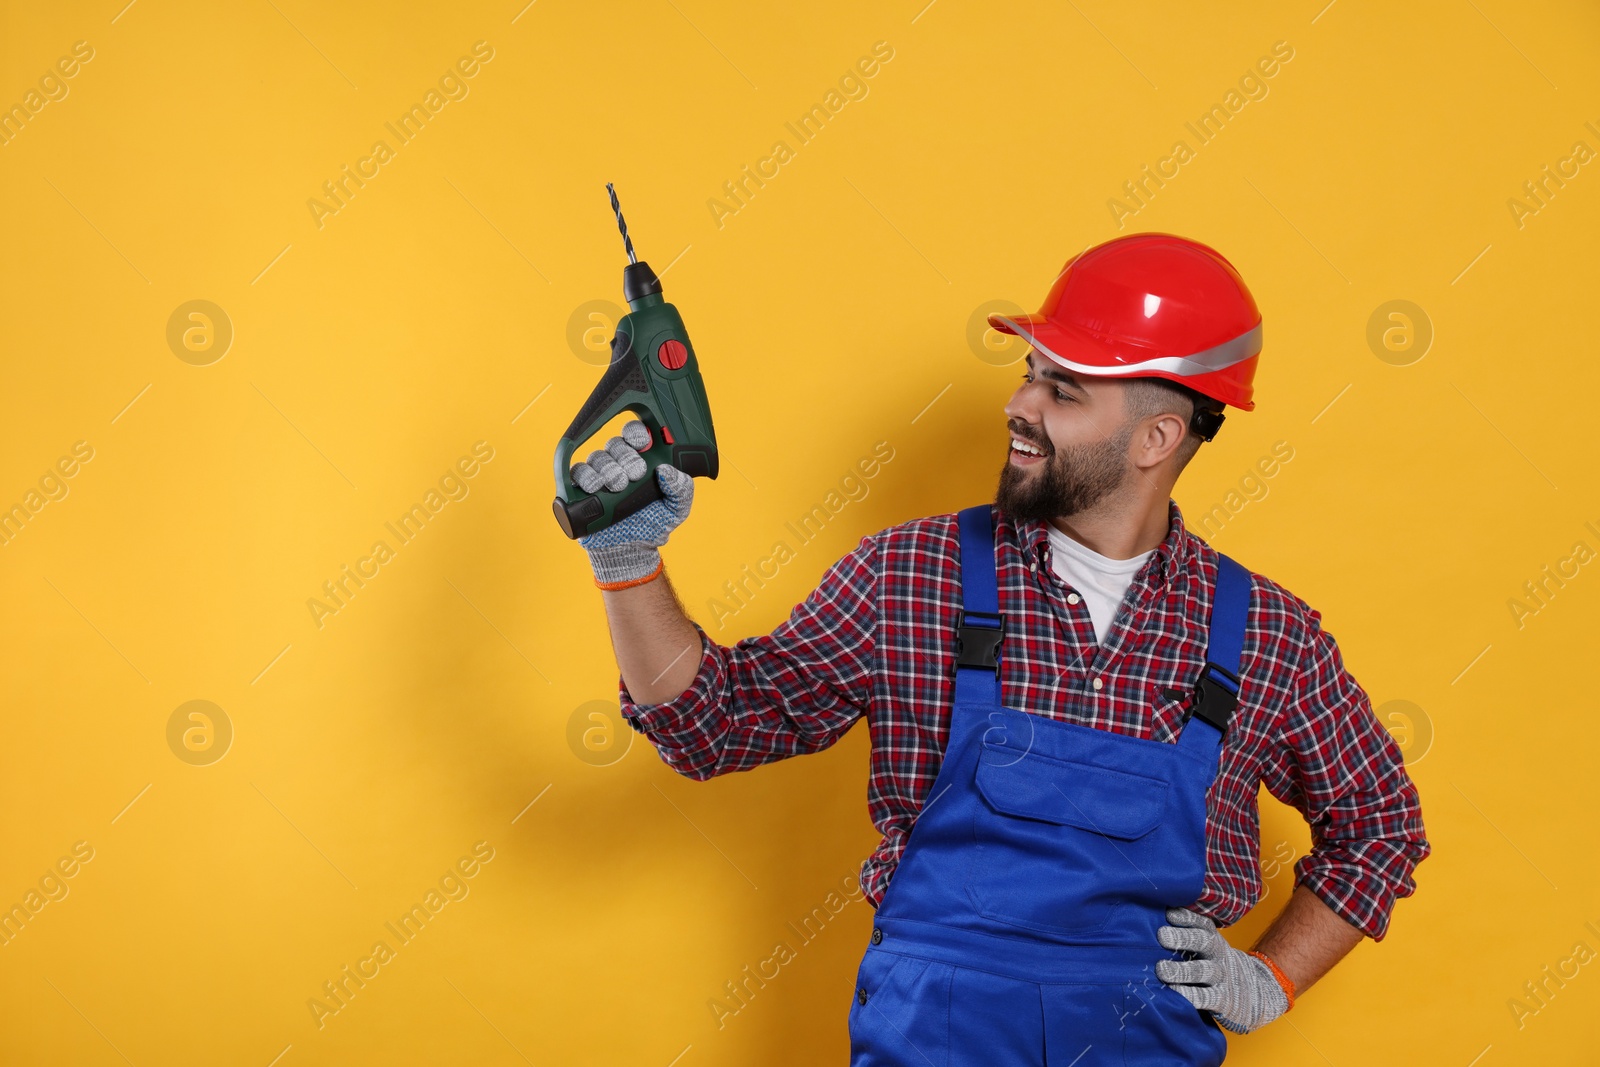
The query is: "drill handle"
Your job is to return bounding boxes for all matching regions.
[558,327,652,455]
[552,325,669,539]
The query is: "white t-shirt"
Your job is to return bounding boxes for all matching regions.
[1045,521,1155,645]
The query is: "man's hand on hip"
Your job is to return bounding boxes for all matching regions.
[1155,907,1292,1034]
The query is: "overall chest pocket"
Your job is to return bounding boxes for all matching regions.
[964,746,1171,937]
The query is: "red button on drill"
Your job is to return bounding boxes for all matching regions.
[657,339,687,370]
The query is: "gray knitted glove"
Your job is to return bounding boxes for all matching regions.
[1154,907,1290,1034]
[572,419,694,588]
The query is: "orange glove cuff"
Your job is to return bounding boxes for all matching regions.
[1247,950,1296,1011]
[594,558,663,591]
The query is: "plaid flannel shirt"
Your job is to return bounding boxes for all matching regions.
[618,499,1429,940]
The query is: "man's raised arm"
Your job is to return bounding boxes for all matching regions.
[599,535,703,707]
[571,422,877,780]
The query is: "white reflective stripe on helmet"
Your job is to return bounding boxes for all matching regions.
[996,318,1262,379]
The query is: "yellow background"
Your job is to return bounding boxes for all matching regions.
[1,0,1596,1062]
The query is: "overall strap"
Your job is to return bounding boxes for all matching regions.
[953,505,1003,706]
[951,507,1251,742]
[1183,552,1252,741]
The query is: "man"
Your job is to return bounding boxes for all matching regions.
[571,233,1428,1065]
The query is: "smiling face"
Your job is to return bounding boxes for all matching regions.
[997,350,1139,523]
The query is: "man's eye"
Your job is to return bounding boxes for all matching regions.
[1021,372,1073,403]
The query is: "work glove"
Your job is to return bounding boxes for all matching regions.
[571,419,694,589]
[1154,907,1292,1034]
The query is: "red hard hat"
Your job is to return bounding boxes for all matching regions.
[989,233,1261,414]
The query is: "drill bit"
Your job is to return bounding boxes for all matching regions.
[606,182,637,265]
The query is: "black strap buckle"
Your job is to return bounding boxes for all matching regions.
[1190,407,1226,442]
[1185,661,1239,735]
[953,611,1004,677]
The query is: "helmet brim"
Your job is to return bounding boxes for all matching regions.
[989,312,1258,411]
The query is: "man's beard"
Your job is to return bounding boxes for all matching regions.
[996,423,1134,523]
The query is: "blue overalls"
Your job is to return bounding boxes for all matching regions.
[848,504,1251,1066]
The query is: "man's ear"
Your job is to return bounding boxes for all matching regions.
[1132,410,1188,470]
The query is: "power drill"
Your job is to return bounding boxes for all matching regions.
[551,184,719,539]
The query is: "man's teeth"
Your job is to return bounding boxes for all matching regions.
[1012,438,1046,456]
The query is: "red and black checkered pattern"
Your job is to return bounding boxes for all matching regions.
[619,499,1430,941]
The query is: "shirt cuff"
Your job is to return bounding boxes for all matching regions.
[1290,849,1411,942]
[617,624,726,763]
